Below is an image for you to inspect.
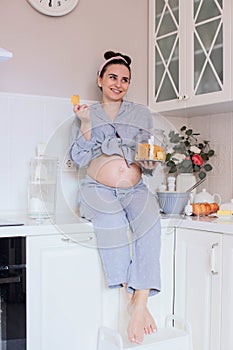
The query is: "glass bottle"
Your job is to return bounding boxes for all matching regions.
[28,144,58,220]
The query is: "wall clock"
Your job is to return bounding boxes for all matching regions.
[27,0,79,17]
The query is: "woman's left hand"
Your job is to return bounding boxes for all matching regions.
[138,161,160,170]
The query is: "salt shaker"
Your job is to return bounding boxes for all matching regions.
[167,176,176,191]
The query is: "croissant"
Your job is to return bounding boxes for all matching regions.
[191,202,219,216]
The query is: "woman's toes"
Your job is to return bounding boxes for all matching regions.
[151,320,157,333]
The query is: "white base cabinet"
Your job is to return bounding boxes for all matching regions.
[26,233,107,350]
[148,226,175,327]
[26,227,175,350]
[174,228,222,350]
[221,235,233,350]
[26,226,233,350]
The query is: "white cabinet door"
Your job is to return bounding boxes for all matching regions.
[149,0,231,114]
[221,234,233,350]
[148,0,186,112]
[185,0,231,108]
[27,233,106,350]
[175,228,222,350]
[148,226,175,327]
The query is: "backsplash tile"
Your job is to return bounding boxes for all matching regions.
[0,92,73,213]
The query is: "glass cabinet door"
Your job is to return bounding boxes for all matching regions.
[193,0,223,95]
[149,0,230,113]
[154,0,180,103]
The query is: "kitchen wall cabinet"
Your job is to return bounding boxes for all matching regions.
[174,228,222,350]
[26,227,175,350]
[148,0,231,115]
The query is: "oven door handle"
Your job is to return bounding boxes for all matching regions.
[0,275,21,284]
[0,264,26,271]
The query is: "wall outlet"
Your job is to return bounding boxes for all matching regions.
[65,159,74,168]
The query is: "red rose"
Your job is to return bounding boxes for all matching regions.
[192,154,204,166]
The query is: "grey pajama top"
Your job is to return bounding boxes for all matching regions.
[70,100,153,171]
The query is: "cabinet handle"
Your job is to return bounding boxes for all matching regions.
[61,236,70,242]
[177,95,189,101]
[211,243,219,275]
[61,235,94,244]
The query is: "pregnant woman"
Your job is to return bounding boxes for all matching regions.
[70,50,161,345]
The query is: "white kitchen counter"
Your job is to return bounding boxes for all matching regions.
[162,214,233,235]
[0,211,232,237]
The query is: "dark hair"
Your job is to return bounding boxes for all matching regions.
[98,50,132,79]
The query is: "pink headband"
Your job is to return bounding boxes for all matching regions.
[98,56,128,76]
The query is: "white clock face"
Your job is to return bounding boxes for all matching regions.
[27,0,79,17]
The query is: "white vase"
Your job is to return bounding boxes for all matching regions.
[176,173,196,194]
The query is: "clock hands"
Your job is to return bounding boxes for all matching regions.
[48,0,63,7]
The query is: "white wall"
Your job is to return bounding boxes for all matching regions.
[0,0,149,104]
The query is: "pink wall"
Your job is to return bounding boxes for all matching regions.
[0,0,148,104]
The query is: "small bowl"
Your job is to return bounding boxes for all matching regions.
[156,191,190,214]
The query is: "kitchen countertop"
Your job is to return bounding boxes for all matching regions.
[0,211,233,238]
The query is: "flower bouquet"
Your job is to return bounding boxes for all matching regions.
[165,126,215,179]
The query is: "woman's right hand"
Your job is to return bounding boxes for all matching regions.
[74,104,92,140]
[73,104,91,124]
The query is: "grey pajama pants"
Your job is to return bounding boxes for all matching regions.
[78,175,161,296]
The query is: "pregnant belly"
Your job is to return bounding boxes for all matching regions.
[87,155,142,188]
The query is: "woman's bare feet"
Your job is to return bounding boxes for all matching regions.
[126,290,156,344]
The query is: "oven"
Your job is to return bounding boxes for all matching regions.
[0,237,26,350]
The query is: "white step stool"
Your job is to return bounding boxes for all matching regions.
[98,315,193,350]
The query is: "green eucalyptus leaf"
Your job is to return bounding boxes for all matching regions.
[198,171,206,179]
[166,160,176,167]
[165,153,171,161]
[204,164,212,171]
[169,166,177,173]
[201,153,209,161]
[182,159,192,168]
[173,144,185,153]
[170,133,180,143]
[208,149,215,157]
[186,129,193,136]
[198,143,204,149]
[193,165,200,172]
